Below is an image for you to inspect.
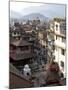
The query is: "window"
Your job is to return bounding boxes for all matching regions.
[55,35,60,41]
[60,23,66,31]
[61,49,65,55]
[60,22,66,35]
[61,61,64,68]
[62,37,66,43]
[56,24,58,31]
[56,35,57,40]
[14,32,16,35]
[56,36,60,41]
[18,32,20,35]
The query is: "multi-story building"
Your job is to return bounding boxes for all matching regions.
[10,38,35,71]
[48,18,66,78]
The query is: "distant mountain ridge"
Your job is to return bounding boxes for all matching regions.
[10,3,65,22]
[10,11,49,21]
[22,13,48,21]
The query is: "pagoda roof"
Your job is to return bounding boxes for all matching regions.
[11,38,32,46]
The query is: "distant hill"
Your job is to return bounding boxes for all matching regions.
[22,13,48,21]
[10,4,65,21]
[10,11,49,22]
[21,4,65,19]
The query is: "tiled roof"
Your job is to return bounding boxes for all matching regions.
[11,38,32,46]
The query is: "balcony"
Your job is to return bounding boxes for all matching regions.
[54,40,66,49]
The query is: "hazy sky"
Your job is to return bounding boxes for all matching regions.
[10,2,43,13]
[10,1,66,18]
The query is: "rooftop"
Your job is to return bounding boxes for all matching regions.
[53,18,66,22]
[11,38,32,46]
[10,63,31,82]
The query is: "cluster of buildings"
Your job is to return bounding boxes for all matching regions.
[9,17,66,88]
